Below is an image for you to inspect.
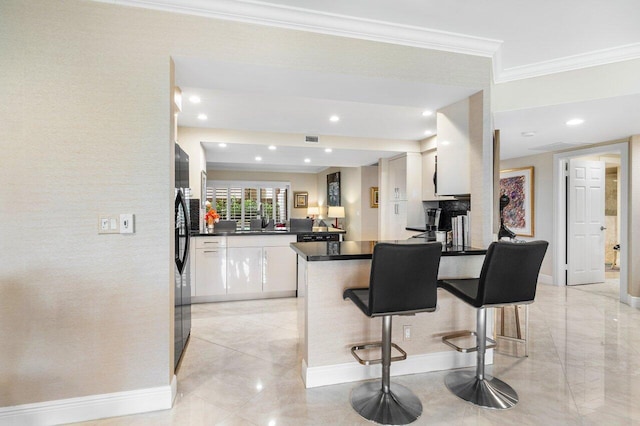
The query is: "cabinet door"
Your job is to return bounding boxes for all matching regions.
[227,247,263,294]
[263,246,297,292]
[195,248,226,296]
[436,98,470,195]
[389,156,407,200]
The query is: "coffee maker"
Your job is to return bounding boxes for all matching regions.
[425,208,441,241]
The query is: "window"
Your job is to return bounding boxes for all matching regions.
[207,181,290,229]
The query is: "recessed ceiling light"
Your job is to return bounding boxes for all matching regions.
[424,130,433,136]
[521,131,537,137]
[325,148,333,153]
[566,118,584,126]
[197,113,207,120]
[304,158,311,163]
[255,156,262,161]
[329,115,340,122]
[189,95,201,104]
[422,110,433,117]
[268,145,277,150]
[218,143,227,148]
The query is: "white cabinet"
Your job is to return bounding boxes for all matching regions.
[192,234,298,301]
[193,237,227,301]
[436,98,471,195]
[389,156,407,200]
[381,153,423,240]
[227,246,263,294]
[263,245,297,292]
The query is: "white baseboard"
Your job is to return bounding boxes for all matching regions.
[0,377,176,425]
[538,274,555,285]
[629,295,640,309]
[302,349,490,388]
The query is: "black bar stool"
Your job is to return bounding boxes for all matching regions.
[439,240,548,409]
[343,242,442,425]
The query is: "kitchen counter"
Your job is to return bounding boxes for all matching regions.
[293,239,488,388]
[290,240,485,261]
[192,227,346,237]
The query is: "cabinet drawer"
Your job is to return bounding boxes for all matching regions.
[195,236,226,249]
[227,234,295,247]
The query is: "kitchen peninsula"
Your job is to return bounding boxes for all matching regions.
[290,240,488,388]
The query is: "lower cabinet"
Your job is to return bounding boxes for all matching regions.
[192,234,297,302]
[227,246,263,294]
[263,245,297,292]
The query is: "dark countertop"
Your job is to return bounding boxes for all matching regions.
[291,240,487,261]
[192,227,346,237]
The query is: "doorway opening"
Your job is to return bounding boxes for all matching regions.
[553,142,629,304]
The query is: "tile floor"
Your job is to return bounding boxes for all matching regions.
[85,279,640,425]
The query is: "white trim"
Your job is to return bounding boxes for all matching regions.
[538,273,554,286]
[101,0,500,58]
[301,350,486,388]
[553,142,629,304]
[0,380,175,425]
[495,42,640,83]
[97,1,640,83]
[629,296,640,309]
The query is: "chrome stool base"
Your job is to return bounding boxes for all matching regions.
[350,381,422,425]
[444,370,518,410]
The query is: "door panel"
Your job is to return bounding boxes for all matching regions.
[568,159,605,285]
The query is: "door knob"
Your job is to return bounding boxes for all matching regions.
[600,226,607,230]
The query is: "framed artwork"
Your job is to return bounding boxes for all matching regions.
[200,171,207,208]
[370,186,379,208]
[294,192,308,208]
[499,166,535,237]
[327,172,341,206]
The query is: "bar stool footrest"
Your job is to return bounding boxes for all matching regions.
[442,330,496,353]
[350,342,407,366]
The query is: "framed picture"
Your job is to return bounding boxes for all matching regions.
[200,171,207,208]
[499,166,535,237]
[327,172,341,206]
[294,192,308,208]
[370,186,379,208]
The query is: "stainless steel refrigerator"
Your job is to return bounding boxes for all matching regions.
[174,143,191,370]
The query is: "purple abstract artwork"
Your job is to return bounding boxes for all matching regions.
[501,176,526,228]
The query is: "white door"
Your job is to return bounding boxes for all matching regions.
[568,159,605,285]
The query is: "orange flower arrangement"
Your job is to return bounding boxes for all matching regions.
[205,209,220,226]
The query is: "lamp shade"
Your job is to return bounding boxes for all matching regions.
[307,206,320,216]
[328,206,345,218]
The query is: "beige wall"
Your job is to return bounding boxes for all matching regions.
[500,152,555,277]
[1,0,491,413]
[361,166,380,240]
[630,135,640,297]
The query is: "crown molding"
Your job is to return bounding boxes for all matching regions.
[98,1,640,83]
[102,0,500,57]
[495,42,640,83]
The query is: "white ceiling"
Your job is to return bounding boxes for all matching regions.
[109,0,640,167]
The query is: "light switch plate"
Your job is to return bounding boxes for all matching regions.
[98,215,119,234]
[120,214,134,234]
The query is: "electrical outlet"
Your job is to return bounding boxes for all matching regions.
[403,325,411,341]
[120,214,134,234]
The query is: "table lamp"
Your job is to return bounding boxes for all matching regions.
[307,206,319,226]
[328,206,345,229]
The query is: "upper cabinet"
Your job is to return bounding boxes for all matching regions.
[388,156,408,200]
[436,98,471,196]
[380,153,423,240]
